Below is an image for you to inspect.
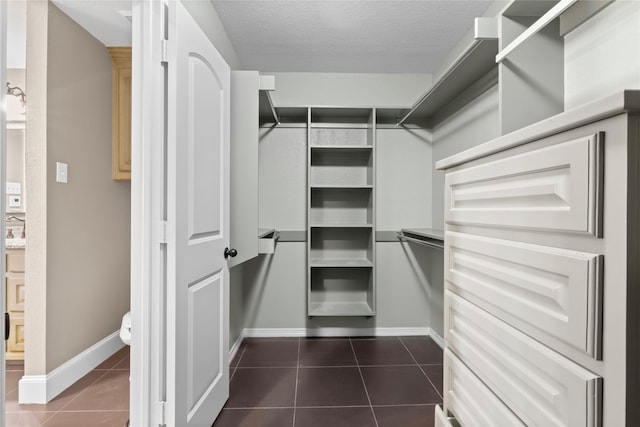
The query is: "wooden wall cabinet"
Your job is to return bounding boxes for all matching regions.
[107,47,132,181]
[6,249,25,360]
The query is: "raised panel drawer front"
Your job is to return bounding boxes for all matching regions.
[445,291,602,427]
[444,348,525,427]
[445,133,603,236]
[446,231,602,358]
[434,405,455,427]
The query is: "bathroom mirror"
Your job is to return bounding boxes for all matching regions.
[6,124,26,214]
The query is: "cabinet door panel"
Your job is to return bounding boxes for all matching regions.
[446,231,602,358]
[7,276,25,312]
[445,291,601,427]
[7,315,24,353]
[444,133,603,236]
[229,71,259,266]
[6,252,24,272]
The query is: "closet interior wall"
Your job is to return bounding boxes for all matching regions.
[239,104,436,336]
[231,0,640,347]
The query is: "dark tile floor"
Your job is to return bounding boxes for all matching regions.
[3,336,442,426]
[214,336,443,427]
[4,347,130,427]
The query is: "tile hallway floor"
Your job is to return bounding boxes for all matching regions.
[4,346,130,427]
[213,336,443,427]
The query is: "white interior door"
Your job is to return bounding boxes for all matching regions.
[166,2,230,425]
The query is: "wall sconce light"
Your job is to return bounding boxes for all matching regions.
[6,82,26,120]
[6,82,26,109]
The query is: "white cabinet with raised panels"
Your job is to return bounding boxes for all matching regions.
[437,90,640,427]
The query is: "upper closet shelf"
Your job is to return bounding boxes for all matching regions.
[398,228,444,249]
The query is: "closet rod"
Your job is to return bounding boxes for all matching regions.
[397,232,444,250]
[264,90,280,125]
[496,0,578,63]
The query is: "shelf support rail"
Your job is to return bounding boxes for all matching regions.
[264,90,280,126]
[397,231,444,250]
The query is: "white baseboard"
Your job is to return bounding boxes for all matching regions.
[428,327,444,349]
[228,329,247,363]
[19,330,124,404]
[242,326,437,339]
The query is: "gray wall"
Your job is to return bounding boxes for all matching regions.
[26,2,131,373]
[429,85,501,337]
[270,73,431,107]
[564,0,640,109]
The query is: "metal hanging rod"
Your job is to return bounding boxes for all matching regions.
[397,231,444,250]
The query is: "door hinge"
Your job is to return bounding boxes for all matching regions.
[161,39,168,63]
[158,221,168,244]
[155,400,167,426]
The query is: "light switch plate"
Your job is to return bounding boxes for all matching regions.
[6,182,21,195]
[56,162,68,183]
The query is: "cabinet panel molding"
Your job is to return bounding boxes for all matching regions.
[445,291,601,427]
[445,133,603,236]
[446,231,602,358]
[107,47,132,181]
[444,348,525,426]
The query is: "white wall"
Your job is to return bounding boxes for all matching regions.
[565,0,640,110]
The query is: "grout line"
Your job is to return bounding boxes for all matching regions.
[233,363,418,370]
[230,344,248,382]
[293,337,301,427]
[233,366,299,370]
[399,337,443,400]
[224,406,296,410]
[54,369,112,413]
[349,338,379,427]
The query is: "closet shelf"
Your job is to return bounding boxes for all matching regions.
[397,37,498,126]
[310,259,373,268]
[310,185,373,189]
[310,223,373,228]
[398,228,444,249]
[309,301,375,317]
[310,145,373,150]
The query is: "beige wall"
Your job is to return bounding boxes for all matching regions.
[26,1,131,374]
[25,0,49,376]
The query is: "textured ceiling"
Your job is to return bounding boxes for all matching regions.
[45,0,494,74]
[211,0,494,73]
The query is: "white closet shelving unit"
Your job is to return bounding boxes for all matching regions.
[307,107,376,316]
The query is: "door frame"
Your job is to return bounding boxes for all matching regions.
[130,0,167,425]
[1,0,7,422]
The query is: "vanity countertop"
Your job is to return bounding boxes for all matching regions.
[6,238,25,250]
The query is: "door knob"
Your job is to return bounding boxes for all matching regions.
[224,247,238,259]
